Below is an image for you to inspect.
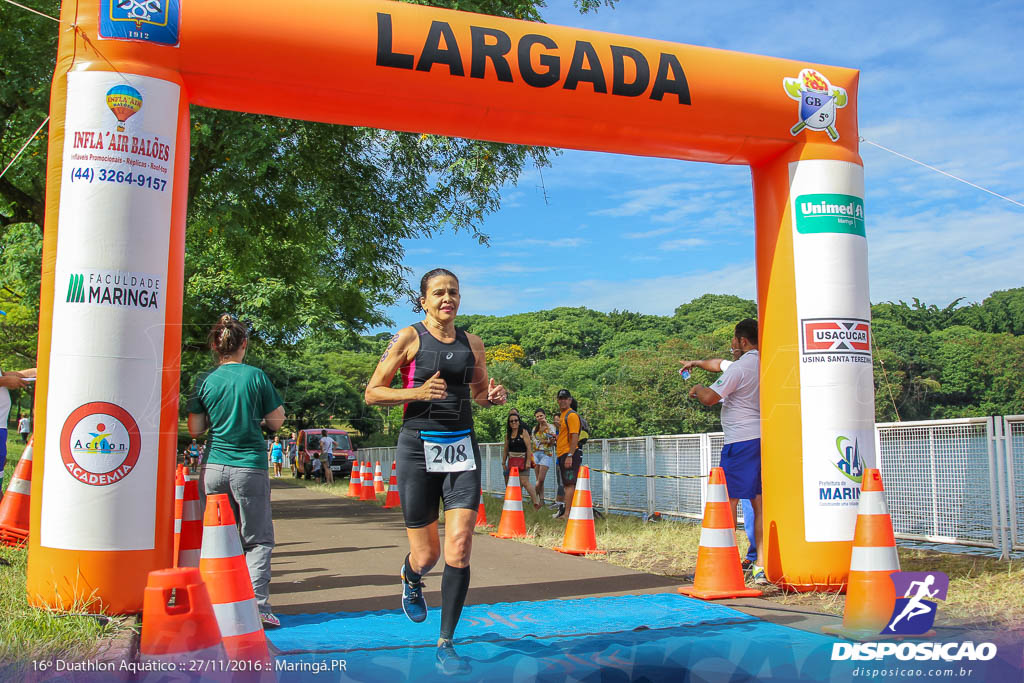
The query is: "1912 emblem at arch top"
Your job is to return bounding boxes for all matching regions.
[784,68,848,142]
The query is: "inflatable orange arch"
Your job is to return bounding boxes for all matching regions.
[30,0,874,612]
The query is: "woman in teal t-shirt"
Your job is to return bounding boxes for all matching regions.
[187,314,285,628]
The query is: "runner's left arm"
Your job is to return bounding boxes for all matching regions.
[467,333,506,407]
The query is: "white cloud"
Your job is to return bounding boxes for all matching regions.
[623,227,676,239]
[659,238,710,251]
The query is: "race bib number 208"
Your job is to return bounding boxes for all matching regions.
[421,430,476,473]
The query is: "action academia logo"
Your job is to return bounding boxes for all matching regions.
[783,68,848,142]
[60,402,141,487]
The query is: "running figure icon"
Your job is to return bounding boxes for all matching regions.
[888,574,939,631]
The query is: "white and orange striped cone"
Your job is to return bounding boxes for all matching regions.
[0,437,33,548]
[360,461,376,501]
[373,461,385,494]
[177,467,203,568]
[474,489,492,530]
[173,466,185,566]
[823,468,902,640]
[199,493,272,663]
[554,466,605,555]
[678,467,762,600]
[382,463,401,509]
[347,460,362,497]
[490,467,530,539]
[140,567,227,666]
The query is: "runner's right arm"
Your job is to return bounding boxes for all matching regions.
[364,327,446,406]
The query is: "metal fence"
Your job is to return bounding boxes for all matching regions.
[360,416,1020,559]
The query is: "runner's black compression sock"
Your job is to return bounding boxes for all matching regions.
[404,554,423,584]
[439,563,471,641]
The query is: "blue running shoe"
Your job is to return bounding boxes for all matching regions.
[435,639,471,675]
[401,565,427,623]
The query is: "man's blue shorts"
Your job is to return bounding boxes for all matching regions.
[720,438,761,499]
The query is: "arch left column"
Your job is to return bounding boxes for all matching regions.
[27,1,189,614]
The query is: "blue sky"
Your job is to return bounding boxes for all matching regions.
[374,0,1024,332]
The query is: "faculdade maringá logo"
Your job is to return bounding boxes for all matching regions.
[783,68,848,141]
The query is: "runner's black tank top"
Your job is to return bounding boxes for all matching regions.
[401,322,476,431]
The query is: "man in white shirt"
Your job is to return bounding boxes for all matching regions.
[319,429,335,484]
[18,415,31,444]
[681,319,765,583]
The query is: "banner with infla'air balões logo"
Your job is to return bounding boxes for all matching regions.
[789,159,876,543]
[41,71,179,551]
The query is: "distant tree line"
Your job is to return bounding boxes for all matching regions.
[183,289,1022,447]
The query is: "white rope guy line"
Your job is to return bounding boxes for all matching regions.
[0,116,49,182]
[2,0,61,22]
[861,137,1024,210]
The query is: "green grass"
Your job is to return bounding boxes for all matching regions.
[296,474,1024,630]
[1,435,136,671]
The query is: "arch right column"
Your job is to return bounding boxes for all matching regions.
[753,142,876,591]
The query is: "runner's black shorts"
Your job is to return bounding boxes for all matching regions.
[557,449,583,486]
[396,427,482,528]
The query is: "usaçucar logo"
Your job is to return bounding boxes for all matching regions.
[99,0,181,47]
[882,571,949,636]
[59,402,142,487]
[801,318,871,355]
[783,68,848,141]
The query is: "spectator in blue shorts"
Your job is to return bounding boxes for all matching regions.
[681,318,765,584]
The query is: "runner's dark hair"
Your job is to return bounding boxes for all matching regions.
[208,314,248,360]
[412,268,459,312]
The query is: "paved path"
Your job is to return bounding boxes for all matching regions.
[267,479,681,616]
[264,478,835,632]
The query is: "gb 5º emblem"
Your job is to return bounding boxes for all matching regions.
[784,68,848,142]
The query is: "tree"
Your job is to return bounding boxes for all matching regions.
[1,0,616,355]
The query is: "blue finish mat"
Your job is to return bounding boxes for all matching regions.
[267,594,1023,682]
[268,593,755,653]
[267,594,841,681]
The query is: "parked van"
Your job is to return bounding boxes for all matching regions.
[295,428,355,479]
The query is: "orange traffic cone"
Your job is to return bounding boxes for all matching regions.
[140,567,227,665]
[199,494,272,662]
[177,468,203,568]
[474,489,492,529]
[347,460,362,497]
[373,461,385,494]
[490,467,530,539]
[554,466,605,555]
[382,463,401,509]
[360,462,376,501]
[0,438,34,548]
[823,468,901,640]
[173,466,185,566]
[678,467,762,600]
